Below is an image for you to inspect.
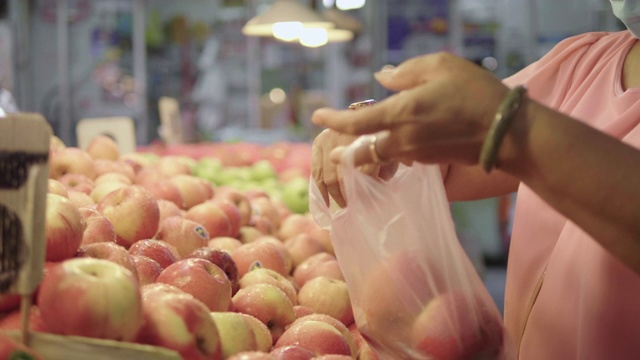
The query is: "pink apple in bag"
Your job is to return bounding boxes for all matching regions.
[37,258,143,341]
[45,193,86,262]
[155,216,210,258]
[136,283,222,360]
[78,207,116,246]
[157,258,232,312]
[411,290,504,360]
[297,277,354,327]
[232,283,297,343]
[96,185,160,248]
[128,239,180,269]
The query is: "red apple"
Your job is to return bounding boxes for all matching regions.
[78,206,117,246]
[273,320,351,357]
[294,314,357,358]
[214,188,252,227]
[132,255,163,285]
[270,345,316,360]
[169,174,214,209]
[90,180,129,203]
[77,242,139,278]
[185,201,233,239]
[156,156,193,177]
[238,226,264,243]
[210,199,242,238]
[411,290,504,360]
[231,241,289,279]
[294,305,315,319]
[155,216,210,258]
[45,193,86,261]
[239,312,273,353]
[239,267,297,306]
[208,236,243,253]
[86,134,120,160]
[297,277,354,327]
[283,234,326,270]
[49,146,96,179]
[37,258,143,341]
[232,283,296,343]
[92,159,135,181]
[96,185,160,248]
[250,197,281,230]
[292,253,344,289]
[278,213,313,241]
[185,247,239,295]
[136,283,222,360]
[128,239,180,269]
[93,171,133,186]
[67,190,95,208]
[228,352,277,360]
[157,198,185,222]
[157,258,232,312]
[58,173,95,195]
[48,178,68,197]
[145,179,186,209]
[210,311,259,358]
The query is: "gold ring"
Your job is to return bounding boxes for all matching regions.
[369,136,383,164]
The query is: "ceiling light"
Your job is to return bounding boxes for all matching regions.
[242,0,335,37]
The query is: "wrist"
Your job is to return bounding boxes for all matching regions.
[495,95,536,178]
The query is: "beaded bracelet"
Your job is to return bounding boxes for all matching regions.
[479,85,528,173]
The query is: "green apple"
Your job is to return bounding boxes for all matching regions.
[249,160,277,182]
[280,177,309,214]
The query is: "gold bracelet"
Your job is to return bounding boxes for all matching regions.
[479,85,527,173]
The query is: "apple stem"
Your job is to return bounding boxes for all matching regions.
[19,294,32,345]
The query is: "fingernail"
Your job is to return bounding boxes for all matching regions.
[374,65,396,80]
[330,146,345,163]
[379,64,396,72]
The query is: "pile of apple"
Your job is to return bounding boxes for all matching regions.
[0,135,507,360]
[0,135,374,360]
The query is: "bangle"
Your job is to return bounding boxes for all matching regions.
[479,85,527,173]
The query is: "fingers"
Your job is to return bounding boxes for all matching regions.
[311,135,330,207]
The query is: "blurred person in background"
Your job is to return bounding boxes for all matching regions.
[310,0,640,358]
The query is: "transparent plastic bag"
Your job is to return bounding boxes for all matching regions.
[310,136,515,360]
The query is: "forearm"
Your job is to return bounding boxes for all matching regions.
[442,164,519,201]
[500,98,640,273]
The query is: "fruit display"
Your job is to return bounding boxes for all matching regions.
[1,134,506,360]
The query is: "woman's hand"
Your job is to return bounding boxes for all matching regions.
[311,129,398,207]
[312,52,511,168]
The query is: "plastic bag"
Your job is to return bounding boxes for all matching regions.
[310,136,515,360]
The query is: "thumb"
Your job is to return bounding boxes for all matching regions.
[374,55,434,91]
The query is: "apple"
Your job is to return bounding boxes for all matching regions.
[0,294,21,313]
[0,305,47,332]
[254,237,292,275]
[249,159,277,182]
[208,236,243,253]
[90,180,129,203]
[157,258,232,312]
[79,206,117,246]
[49,134,66,152]
[185,201,233,239]
[155,216,210,258]
[231,241,289,279]
[273,319,351,357]
[210,199,242,238]
[67,190,95,208]
[120,152,158,170]
[294,314,357,358]
[96,185,160,248]
[239,267,297,306]
[232,283,296,343]
[185,247,239,295]
[214,188,252,227]
[0,333,44,360]
[48,178,68,197]
[58,173,95,195]
[292,253,344,289]
[270,345,316,360]
[210,311,259,358]
[283,234,326,270]
[227,352,277,360]
[279,177,309,215]
[238,312,273,353]
[411,290,504,360]
[131,255,163,285]
[86,134,120,160]
[93,171,133,186]
[312,355,352,360]
[250,215,276,237]
[297,277,354,327]
[77,242,139,278]
[134,166,165,187]
[136,283,222,360]
[278,214,313,241]
[128,239,180,269]
[238,226,264,243]
[294,305,315,319]
[250,197,281,230]
[49,146,96,180]
[349,323,380,360]
[169,174,214,209]
[92,159,135,180]
[145,179,186,209]
[193,157,223,183]
[157,198,185,222]
[45,193,86,261]
[156,156,193,177]
[37,258,143,341]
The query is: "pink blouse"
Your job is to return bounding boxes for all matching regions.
[503,31,640,359]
